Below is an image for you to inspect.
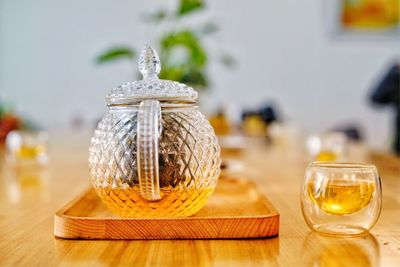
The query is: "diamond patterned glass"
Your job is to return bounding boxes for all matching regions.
[89,45,220,217]
[89,107,221,217]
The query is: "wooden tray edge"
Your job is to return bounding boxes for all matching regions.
[54,214,279,240]
[54,179,280,240]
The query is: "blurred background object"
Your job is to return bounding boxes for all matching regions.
[241,111,267,137]
[0,99,39,145]
[268,122,300,147]
[241,103,279,137]
[370,62,400,154]
[326,0,400,39]
[331,123,364,141]
[0,111,21,145]
[0,0,399,152]
[219,135,248,156]
[6,130,49,166]
[341,0,399,31]
[306,132,348,161]
[209,109,232,136]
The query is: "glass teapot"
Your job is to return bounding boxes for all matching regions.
[89,46,221,217]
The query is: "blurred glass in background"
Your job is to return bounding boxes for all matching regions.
[6,130,48,166]
[306,132,348,161]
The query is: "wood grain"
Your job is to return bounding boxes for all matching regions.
[0,132,399,266]
[54,178,279,239]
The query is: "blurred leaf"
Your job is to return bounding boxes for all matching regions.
[161,31,207,68]
[96,47,136,64]
[92,0,236,91]
[159,66,185,83]
[160,31,208,88]
[219,53,237,68]
[160,66,208,88]
[181,68,208,87]
[177,0,204,16]
[142,9,168,23]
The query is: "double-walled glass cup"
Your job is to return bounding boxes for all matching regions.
[301,162,382,236]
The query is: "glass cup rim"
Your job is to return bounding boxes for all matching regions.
[308,161,377,170]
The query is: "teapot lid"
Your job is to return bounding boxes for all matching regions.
[106,45,198,105]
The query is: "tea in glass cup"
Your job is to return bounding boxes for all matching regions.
[301,162,382,236]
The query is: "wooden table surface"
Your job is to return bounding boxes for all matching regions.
[0,132,399,266]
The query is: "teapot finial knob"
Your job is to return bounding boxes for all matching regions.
[139,45,161,79]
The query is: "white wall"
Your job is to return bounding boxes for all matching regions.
[1,0,399,149]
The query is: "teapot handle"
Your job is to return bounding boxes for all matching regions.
[137,100,162,201]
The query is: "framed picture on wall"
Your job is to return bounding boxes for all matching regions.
[325,0,400,40]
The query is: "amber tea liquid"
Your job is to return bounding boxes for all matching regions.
[96,185,214,217]
[315,151,338,162]
[308,179,374,215]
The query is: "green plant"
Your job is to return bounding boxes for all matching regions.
[96,0,235,89]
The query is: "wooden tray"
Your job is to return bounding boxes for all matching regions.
[54,178,279,240]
